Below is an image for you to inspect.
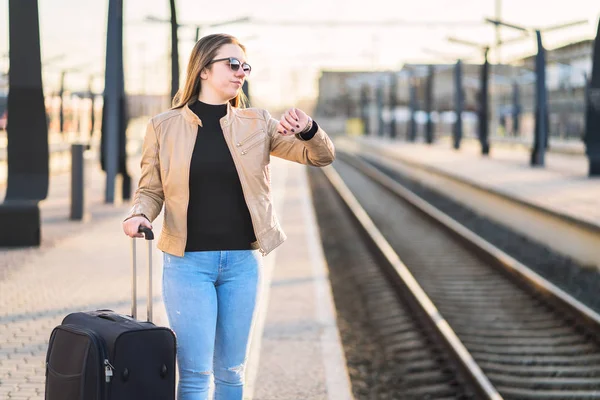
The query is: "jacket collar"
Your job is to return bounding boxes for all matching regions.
[181,97,235,127]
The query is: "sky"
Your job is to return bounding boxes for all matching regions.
[1,0,599,110]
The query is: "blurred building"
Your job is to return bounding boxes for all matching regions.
[514,39,593,140]
[315,38,594,140]
[518,39,593,90]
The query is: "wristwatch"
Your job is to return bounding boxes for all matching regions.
[301,116,313,133]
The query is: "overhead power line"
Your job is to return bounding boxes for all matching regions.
[248,18,485,27]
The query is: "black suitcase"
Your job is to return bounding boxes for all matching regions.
[45,227,177,400]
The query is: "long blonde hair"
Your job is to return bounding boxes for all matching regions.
[172,33,248,109]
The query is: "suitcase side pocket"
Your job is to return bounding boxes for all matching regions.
[45,325,108,400]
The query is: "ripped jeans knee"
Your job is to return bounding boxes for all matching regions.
[214,361,246,386]
[182,368,212,376]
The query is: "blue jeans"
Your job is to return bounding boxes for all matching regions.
[162,250,262,400]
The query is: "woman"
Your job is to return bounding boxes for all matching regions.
[122,33,335,400]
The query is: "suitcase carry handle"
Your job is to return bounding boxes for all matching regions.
[131,226,154,322]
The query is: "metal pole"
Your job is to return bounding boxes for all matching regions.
[59,71,65,134]
[425,65,434,144]
[70,144,85,220]
[479,48,490,155]
[103,0,123,203]
[531,30,547,166]
[88,76,95,142]
[584,18,600,176]
[118,39,130,201]
[1,0,48,247]
[343,85,352,118]
[453,59,463,149]
[408,76,417,142]
[169,0,179,101]
[512,81,520,136]
[5,0,49,202]
[389,72,397,139]
[376,81,384,137]
[360,85,369,135]
[242,80,250,106]
[584,72,590,105]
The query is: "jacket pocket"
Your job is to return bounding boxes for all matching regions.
[235,128,264,148]
[235,129,266,155]
[239,137,266,155]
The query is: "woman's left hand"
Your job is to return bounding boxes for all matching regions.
[277,108,310,136]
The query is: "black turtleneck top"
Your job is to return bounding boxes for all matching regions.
[185,100,256,252]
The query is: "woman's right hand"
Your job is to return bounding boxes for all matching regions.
[123,216,153,238]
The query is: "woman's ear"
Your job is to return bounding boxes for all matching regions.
[200,67,208,80]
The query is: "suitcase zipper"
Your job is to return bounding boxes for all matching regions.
[104,359,115,383]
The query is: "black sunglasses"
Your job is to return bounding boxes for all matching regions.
[208,57,251,74]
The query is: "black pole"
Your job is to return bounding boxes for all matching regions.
[102,0,123,203]
[389,72,397,139]
[531,30,548,166]
[584,72,590,108]
[59,71,65,134]
[425,65,434,144]
[478,48,490,155]
[584,18,600,176]
[5,0,48,201]
[195,26,200,43]
[119,37,130,201]
[512,81,521,136]
[408,76,417,142]
[453,59,463,149]
[376,82,384,137]
[170,0,179,101]
[343,85,352,118]
[1,0,48,247]
[88,76,95,141]
[70,144,86,220]
[360,85,369,135]
[242,80,250,106]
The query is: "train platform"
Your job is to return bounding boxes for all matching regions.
[337,134,600,269]
[0,139,353,399]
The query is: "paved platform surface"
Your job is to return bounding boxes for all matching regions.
[349,135,600,231]
[0,138,352,398]
[246,160,352,400]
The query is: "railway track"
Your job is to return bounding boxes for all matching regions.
[309,151,600,399]
[309,163,491,399]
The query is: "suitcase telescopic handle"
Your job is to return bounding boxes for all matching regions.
[138,226,154,240]
[131,226,154,322]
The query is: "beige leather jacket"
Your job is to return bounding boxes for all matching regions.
[125,100,335,257]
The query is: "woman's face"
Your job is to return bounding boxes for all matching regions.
[201,43,249,103]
